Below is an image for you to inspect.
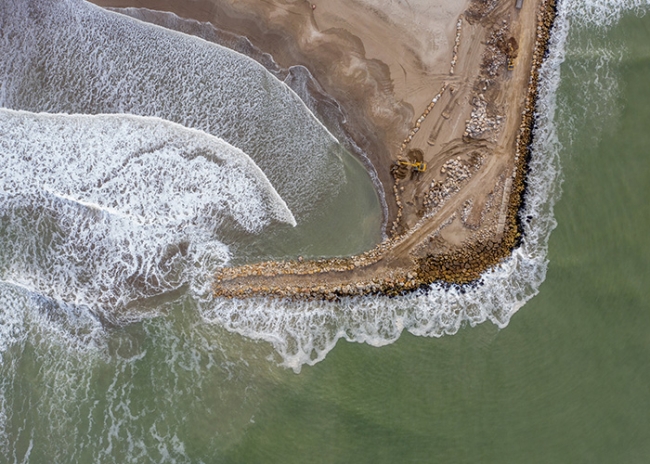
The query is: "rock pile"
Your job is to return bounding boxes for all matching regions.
[450,18,463,75]
[416,235,507,284]
[214,268,423,301]
[389,180,406,236]
[465,0,500,24]
[418,0,559,287]
[501,0,557,242]
[464,96,503,140]
[481,20,511,79]
[422,155,483,215]
[461,199,474,224]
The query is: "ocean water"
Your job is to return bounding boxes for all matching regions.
[0,0,383,261]
[1,0,650,462]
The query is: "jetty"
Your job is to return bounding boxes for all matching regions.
[210,0,556,300]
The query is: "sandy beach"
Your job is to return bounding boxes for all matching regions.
[91,0,556,298]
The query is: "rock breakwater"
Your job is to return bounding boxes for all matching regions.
[213,0,557,301]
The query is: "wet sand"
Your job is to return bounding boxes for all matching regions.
[91,0,557,298]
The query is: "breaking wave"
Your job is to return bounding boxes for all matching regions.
[0,0,346,220]
[0,0,648,374]
[565,0,648,27]
[0,109,294,312]
[0,0,648,460]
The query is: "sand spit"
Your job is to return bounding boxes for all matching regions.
[92,0,557,300]
[212,0,557,300]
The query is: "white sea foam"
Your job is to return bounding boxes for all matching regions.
[0,109,294,312]
[201,0,649,372]
[0,0,647,459]
[556,0,648,151]
[0,290,270,462]
[0,0,647,375]
[0,280,110,459]
[0,0,346,220]
[0,283,29,361]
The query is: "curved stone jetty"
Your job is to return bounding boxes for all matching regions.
[208,0,557,300]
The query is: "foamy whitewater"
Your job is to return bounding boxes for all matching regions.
[1,109,296,310]
[1,0,649,460]
[199,0,650,371]
[0,0,645,365]
[0,0,346,220]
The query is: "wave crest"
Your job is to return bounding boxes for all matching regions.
[199,0,572,372]
[0,0,349,220]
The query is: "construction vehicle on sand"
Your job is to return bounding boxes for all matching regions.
[391,149,427,179]
[398,160,427,172]
[391,159,427,179]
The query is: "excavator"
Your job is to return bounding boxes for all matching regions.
[392,149,427,179]
[397,160,427,172]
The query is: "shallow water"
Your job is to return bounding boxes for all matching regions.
[1,0,650,461]
[0,0,383,263]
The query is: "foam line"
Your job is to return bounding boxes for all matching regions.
[199,0,577,372]
[1,0,648,373]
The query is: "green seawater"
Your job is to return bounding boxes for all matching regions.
[2,5,650,464]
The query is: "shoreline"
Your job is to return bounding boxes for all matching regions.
[91,0,414,229]
[103,6,391,232]
[92,0,557,299]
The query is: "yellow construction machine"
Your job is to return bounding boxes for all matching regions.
[398,160,427,172]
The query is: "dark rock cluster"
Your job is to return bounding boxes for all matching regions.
[416,0,558,286]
